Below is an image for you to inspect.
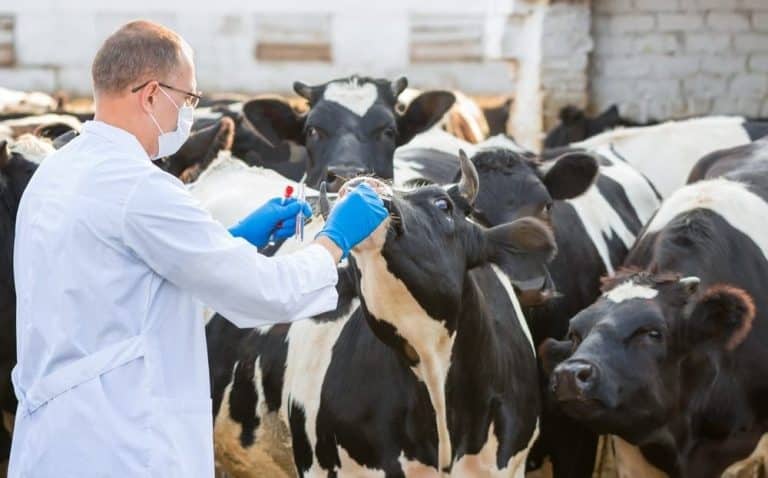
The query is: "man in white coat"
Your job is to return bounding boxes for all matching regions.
[8,20,388,477]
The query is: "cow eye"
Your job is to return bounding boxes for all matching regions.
[647,329,663,340]
[545,202,553,213]
[434,197,452,213]
[378,127,396,141]
[307,126,324,141]
[631,327,663,342]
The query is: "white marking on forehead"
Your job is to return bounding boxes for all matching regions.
[604,281,658,303]
[645,177,768,261]
[323,80,378,117]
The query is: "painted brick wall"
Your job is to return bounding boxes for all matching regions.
[590,0,768,120]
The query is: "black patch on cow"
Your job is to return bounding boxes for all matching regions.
[288,402,315,473]
[229,358,260,447]
[206,315,251,416]
[742,120,768,141]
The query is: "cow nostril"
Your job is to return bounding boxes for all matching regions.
[576,366,593,384]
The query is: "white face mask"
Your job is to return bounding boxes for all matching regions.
[148,87,194,159]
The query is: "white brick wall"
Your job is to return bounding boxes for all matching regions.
[591,0,768,120]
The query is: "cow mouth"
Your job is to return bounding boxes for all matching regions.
[557,397,607,419]
[338,176,393,199]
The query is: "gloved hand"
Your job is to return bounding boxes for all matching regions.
[229,197,312,249]
[317,183,388,258]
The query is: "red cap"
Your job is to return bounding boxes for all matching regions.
[284,185,294,198]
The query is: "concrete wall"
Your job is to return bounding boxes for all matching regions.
[0,0,533,96]
[590,0,768,121]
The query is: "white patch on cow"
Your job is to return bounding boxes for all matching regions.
[396,128,477,157]
[490,264,535,353]
[393,157,427,187]
[596,146,661,225]
[452,420,538,478]
[398,454,440,477]
[282,300,360,475]
[567,183,637,275]
[323,80,378,117]
[0,87,57,114]
[189,152,319,229]
[576,116,750,198]
[354,228,456,474]
[645,177,768,261]
[604,281,659,303]
[335,447,387,477]
[9,134,55,164]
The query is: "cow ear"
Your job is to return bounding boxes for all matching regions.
[541,151,599,200]
[166,116,235,181]
[477,217,557,297]
[0,140,9,168]
[396,90,455,145]
[243,97,306,144]
[559,106,584,124]
[686,285,755,352]
[597,105,621,124]
[539,338,574,376]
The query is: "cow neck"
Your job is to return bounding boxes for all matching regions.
[354,246,456,476]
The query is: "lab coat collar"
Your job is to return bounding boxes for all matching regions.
[81,120,152,162]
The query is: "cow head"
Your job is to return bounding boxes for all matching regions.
[539,270,755,444]
[242,75,454,191]
[467,148,599,226]
[348,155,555,471]
[544,105,622,148]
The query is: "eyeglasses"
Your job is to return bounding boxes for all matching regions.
[131,80,203,108]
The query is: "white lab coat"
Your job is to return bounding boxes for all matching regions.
[8,121,339,477]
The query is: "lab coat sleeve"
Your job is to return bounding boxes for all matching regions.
[122,169,339,328]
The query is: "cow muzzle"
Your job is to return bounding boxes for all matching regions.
[326,166,369,192]
[551,359,600,403]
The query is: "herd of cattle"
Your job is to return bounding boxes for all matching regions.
[1,78,768,478]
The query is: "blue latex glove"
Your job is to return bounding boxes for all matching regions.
[229,197,312,248]
[317,183,388,258]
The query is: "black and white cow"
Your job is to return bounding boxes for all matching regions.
[540,159,768,477]
[572,116,768,198]
[0,139,41,467]
[462,145,662,476]
[239,75,454,191]
[210,159,555,477]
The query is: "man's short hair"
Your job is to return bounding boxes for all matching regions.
[91,20,191,95]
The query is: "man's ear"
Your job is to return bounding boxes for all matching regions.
[686,285,755,351]
[540,151,599,200]
[242,97,306,144]
[396,90,455,145]
[539,338,574,376]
